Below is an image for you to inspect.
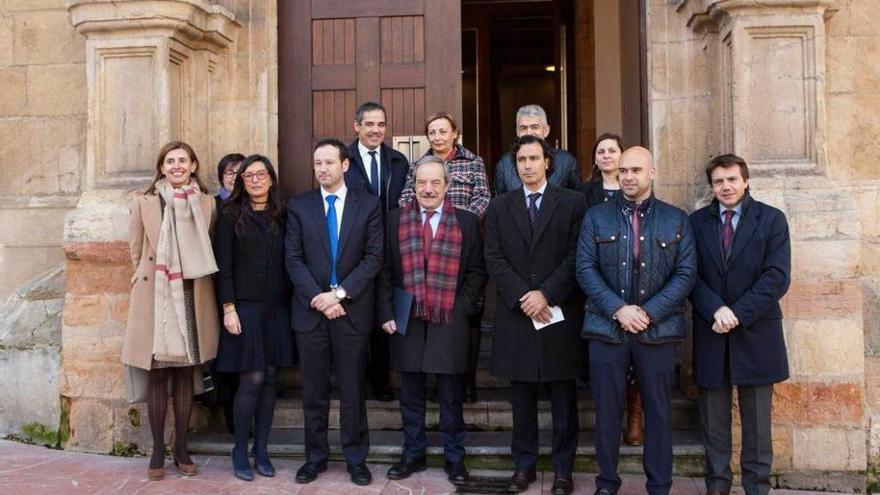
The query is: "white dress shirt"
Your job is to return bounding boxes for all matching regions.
[420,200,444,238]
[358,141,382,187]
[523,180,548,210]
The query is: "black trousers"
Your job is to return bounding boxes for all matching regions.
[510,379,579,475]
[295,317,370,466]
[589,336,676,495]
[399,371,466,463]
[699,384,773,495]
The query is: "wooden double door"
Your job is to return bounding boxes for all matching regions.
[278,0,463,195]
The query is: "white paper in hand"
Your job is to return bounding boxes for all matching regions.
[532,306,565,330]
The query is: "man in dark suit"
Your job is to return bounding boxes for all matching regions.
[493,104,580,196]
[376,155,487,486]
[344,101,410,402]
[689,154,790,495]
[285,138,383,486]
[576,146,696,495]
[485,135,587,495]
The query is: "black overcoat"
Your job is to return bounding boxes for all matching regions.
[376,207,487,374]
[484,184,588,382]
[689,193,791,388]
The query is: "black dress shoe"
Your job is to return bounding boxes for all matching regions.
[295,460,327,484]
[593,488,616,495]
[231,446,253,481]
[348,463,373,485]
[552,473,574,495]
[444,461,469,485]
[386,456,427,480]
[507,469,537,493]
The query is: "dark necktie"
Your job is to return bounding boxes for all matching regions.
[326,195,338,286]
[423,210,436,261]
[631,206,641,261]
[528,192,542,227]
[722,209,735,257]
[368,150,379,195]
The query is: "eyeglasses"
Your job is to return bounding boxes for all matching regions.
[223,169,238,177]
[242,170,269,182]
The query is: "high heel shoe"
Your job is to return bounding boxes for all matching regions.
[147,466,165,481]
[232,446,254,481]
[253,450,276,477]
[173,456,198,476]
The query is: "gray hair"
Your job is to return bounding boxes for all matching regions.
[354,101,387,124]
[515,104,548,127]
[412,154,450,184]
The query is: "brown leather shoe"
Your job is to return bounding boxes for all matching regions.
[624,383,643,446]
[507,469,537,493]
[147,466,165,481]
[551,473,574,495]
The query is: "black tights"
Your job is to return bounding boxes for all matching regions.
[147,367,194,469]
[232,367,277,465]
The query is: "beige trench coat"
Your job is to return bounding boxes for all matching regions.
[121,193,220,370]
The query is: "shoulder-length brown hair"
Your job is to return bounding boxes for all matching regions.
[144,141,208,195]
[588,132,625,182]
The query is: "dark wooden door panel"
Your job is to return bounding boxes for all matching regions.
[279,0,461,195]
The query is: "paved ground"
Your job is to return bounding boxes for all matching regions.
[0,440,834,494]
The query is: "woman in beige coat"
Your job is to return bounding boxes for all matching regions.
[122,141,220,481]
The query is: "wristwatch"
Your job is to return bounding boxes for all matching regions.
[333,286,347,301]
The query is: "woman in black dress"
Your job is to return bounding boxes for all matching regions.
[213,154,294,481]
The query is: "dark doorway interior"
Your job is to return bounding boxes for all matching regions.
[462,0,574,185]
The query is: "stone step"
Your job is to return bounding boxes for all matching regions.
[188,428,705,475]
[194,388,699,432]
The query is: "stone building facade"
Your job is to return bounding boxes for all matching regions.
[0,0,877,489]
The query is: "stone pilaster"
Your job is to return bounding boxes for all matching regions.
[61,0,238,453]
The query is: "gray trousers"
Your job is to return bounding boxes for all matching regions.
[699,384,774,495]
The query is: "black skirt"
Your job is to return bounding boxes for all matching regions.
[215,291,296,372]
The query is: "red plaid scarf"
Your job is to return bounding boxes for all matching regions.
[398,201,462,324]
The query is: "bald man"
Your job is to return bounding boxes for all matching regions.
[575,147,697,495]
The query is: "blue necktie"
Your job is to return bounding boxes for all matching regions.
[326,195,339,286]
[368,150,379,195]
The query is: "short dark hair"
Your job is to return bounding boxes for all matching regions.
[313,138,350,162]
[354,101,387,124]
[510,134,555,176]
[216,152,245,184]
[705,154,749,185]
[589,132,625,181]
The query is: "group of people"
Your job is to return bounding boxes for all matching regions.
[122,102,791,495]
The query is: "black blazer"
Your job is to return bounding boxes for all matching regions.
[376,207,487,374]
[344,140,409,213]
[484,184,588,382]
[284,188,384,334]
[213,207,287,304]
[689,193,791,388]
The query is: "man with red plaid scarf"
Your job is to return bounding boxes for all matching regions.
[376,155,487,486]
